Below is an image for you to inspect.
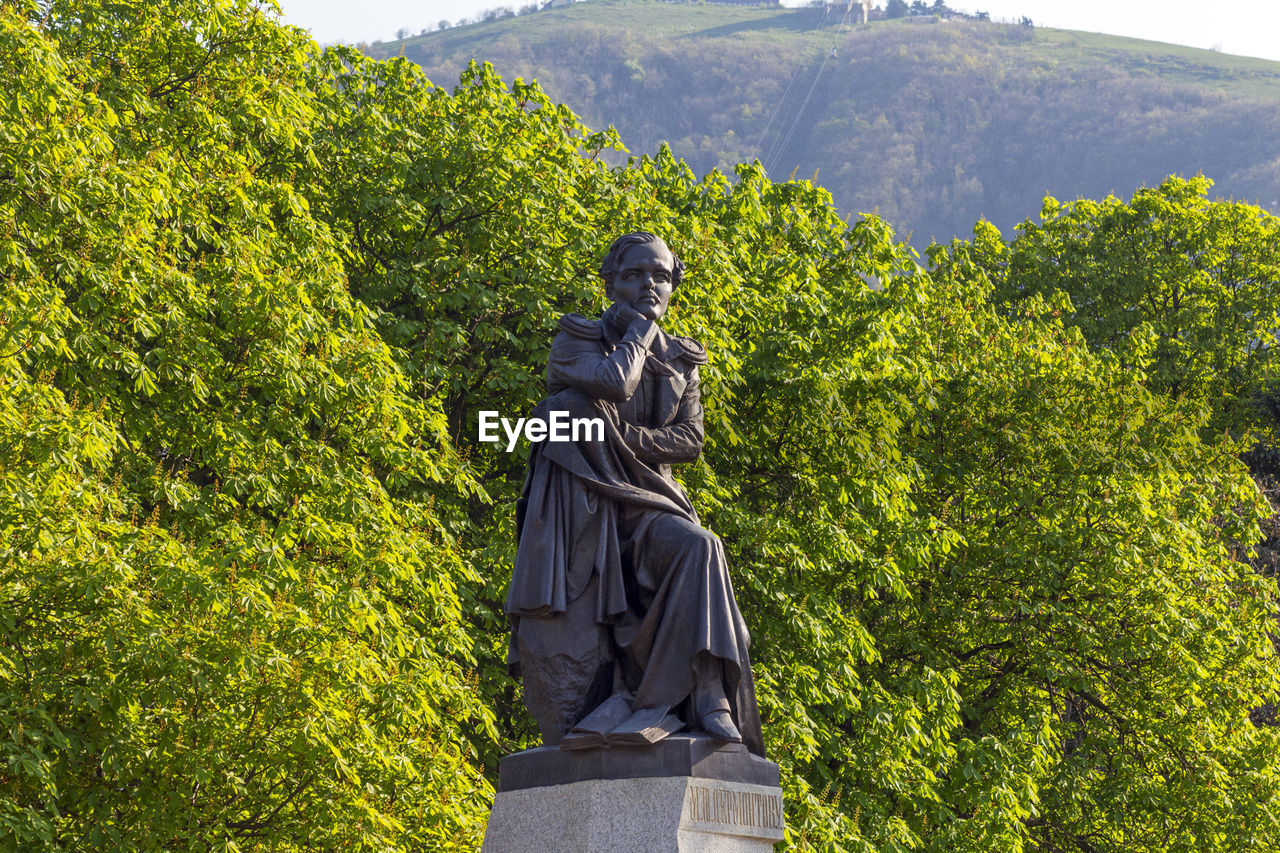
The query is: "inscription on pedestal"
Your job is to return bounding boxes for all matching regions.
[680,781,785,841]
[486,739,785,852]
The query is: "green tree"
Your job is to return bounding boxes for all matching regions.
[980,176,1280,439]
[880,240,1280,851]
[1,1,492,848]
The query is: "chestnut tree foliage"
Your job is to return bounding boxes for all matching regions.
[1,2,490,850]
[973,176,1280,439]
[1,1,1278,851]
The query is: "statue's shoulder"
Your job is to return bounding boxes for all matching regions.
[670,334,709,366]
[557,312,604,340]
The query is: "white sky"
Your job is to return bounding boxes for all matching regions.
[276,0,1280,61]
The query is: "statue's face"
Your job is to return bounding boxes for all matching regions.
[607,242,675,321]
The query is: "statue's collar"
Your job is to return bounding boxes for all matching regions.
[559,311,705,365]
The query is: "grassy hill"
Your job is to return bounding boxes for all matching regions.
[369,1,1280,246]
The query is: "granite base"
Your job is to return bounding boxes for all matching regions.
[482,736,784,853]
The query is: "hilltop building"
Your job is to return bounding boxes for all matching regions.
[543,0,780,6]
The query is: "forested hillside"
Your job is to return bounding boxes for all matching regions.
[3,1,1279,851]
[378,1,1280,246]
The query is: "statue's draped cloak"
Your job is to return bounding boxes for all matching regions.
[507,313,765,757]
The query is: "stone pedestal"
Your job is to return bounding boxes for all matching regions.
[482,735,784,853]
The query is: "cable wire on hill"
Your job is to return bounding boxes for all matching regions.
[749,5,830,168]
[761,3,855,177]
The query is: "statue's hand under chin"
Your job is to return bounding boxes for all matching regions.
[605,302,658,335]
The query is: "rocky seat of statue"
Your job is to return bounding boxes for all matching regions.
[482,734,785,853]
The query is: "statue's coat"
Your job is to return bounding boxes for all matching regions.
[507,312,764,756]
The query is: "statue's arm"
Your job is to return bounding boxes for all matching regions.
[619,367,705,464]
[547,320,657,403]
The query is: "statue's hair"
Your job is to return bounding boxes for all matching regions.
[598,232,685,289]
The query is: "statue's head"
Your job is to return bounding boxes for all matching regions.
[598,232,685,322]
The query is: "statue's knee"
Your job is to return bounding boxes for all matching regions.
[685,524,723,561]
[666,516,718,547]
[698,527,720,549]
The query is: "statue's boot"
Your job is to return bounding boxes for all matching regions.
[701,709,742,743]
[694,654,742,744]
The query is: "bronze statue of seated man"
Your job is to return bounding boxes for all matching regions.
[505,232,764,755]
